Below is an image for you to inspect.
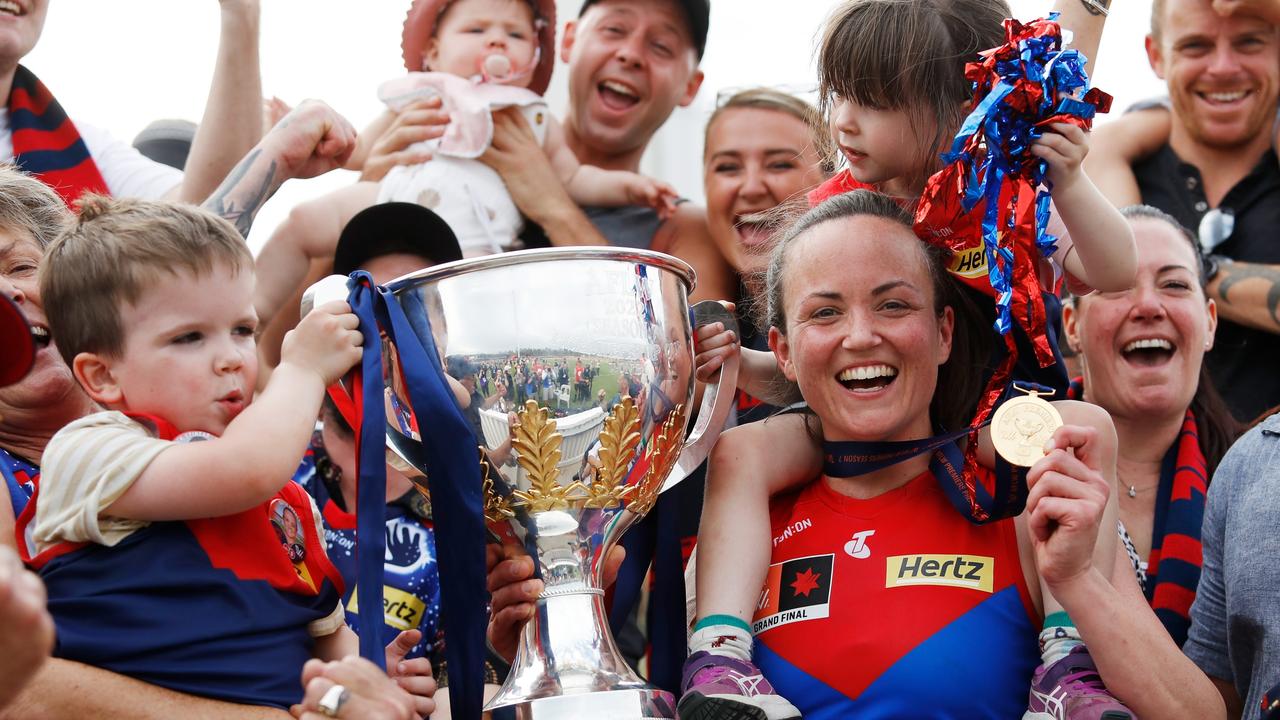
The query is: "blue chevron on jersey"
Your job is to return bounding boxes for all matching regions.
[753,469,1039,717]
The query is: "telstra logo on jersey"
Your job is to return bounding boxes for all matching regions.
[843,530,875,559]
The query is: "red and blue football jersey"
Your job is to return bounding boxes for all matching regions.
[18,416,345,709]
[293,434,443,661]
[755,469,1040,719]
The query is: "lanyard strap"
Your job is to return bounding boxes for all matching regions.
[346,273,486,720]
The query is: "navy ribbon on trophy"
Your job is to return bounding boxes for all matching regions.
[345,271,486,720]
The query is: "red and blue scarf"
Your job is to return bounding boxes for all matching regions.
[1068,378,1206,645]
[8,65,109,206]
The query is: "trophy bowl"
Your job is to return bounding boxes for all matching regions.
[307,247,738,719]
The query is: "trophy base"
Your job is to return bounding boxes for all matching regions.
[488,687,676,719]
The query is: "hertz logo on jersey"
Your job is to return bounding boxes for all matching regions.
[348,585,427,631]
[947,246,989,279]
[885,554,994,593]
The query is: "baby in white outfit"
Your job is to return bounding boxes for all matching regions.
[254,0,676,324]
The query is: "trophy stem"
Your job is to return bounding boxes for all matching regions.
[484,589,676,719]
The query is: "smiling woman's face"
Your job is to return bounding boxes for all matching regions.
[1065,217,1217,422]
[0,227,80,419]
[702,107,826,275]
[769,214,952,443]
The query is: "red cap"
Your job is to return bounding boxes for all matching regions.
[0,294,35,387]
[401,0,558,96]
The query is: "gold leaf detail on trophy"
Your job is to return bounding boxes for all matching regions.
[510,400,576,513]
[479,447,515,524]
[627,403,685,516]
[585,397,642,509]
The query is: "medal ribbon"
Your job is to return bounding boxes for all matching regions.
[822,430,1027,524]
[345,272,486,720]
[822,383,1054,523]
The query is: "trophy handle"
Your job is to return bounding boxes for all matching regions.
[301,274,359,400]
[301,274,353,316]
[660,300,740,494]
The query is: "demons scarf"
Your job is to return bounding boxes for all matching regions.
[1068,379,1206,645]
[8,65,109,206]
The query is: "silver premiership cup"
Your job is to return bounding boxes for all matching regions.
[306,247,738,719]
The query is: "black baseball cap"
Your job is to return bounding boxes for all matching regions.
[332,202,464,277]
[579,0,710,60]
[132,119,197,171]
[0,294,35,387]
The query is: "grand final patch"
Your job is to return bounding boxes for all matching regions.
[753,553,834,634]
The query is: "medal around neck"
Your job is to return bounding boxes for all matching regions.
[991,385,1062,467]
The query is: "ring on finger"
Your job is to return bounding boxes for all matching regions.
[318,684,350,718]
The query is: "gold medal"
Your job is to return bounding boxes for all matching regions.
[991,385,1063,467]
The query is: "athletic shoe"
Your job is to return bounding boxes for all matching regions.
[1024,646,1134,720]
[677,650,803,720]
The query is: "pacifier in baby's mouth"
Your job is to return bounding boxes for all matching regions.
[476,44,542,86]
[482,53,514,81]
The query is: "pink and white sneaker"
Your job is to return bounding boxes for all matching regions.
[677,650,802,720]
[1024,646,1133,720]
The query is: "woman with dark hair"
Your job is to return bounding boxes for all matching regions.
[1062,206,1241,645]
[680,190,1221,719]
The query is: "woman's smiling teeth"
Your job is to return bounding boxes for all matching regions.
[0,1,21,16]
[28,324,49,346]
[734,214,770,246]
[837,364,898,391]
[1122,337,1176,367]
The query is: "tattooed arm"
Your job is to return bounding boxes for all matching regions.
[1209,260,1280,334]
[203,100,357,237]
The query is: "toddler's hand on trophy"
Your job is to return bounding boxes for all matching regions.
[281,300,364,387]
[694,302,739,382]
[384,630,437,719]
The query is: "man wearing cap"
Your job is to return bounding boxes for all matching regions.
[0,0,264,206]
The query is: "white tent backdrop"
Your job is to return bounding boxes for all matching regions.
[27,1,1164,251]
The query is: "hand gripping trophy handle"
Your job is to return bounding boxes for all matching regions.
[663,300,740,492]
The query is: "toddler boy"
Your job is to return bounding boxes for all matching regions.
[22,196,430,709]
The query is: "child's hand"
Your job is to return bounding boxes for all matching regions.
[694,302,739,382]
[384,629,437,719]
[280,300,364,386]
[1031,122,1089,192]
[627,176,680,220]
